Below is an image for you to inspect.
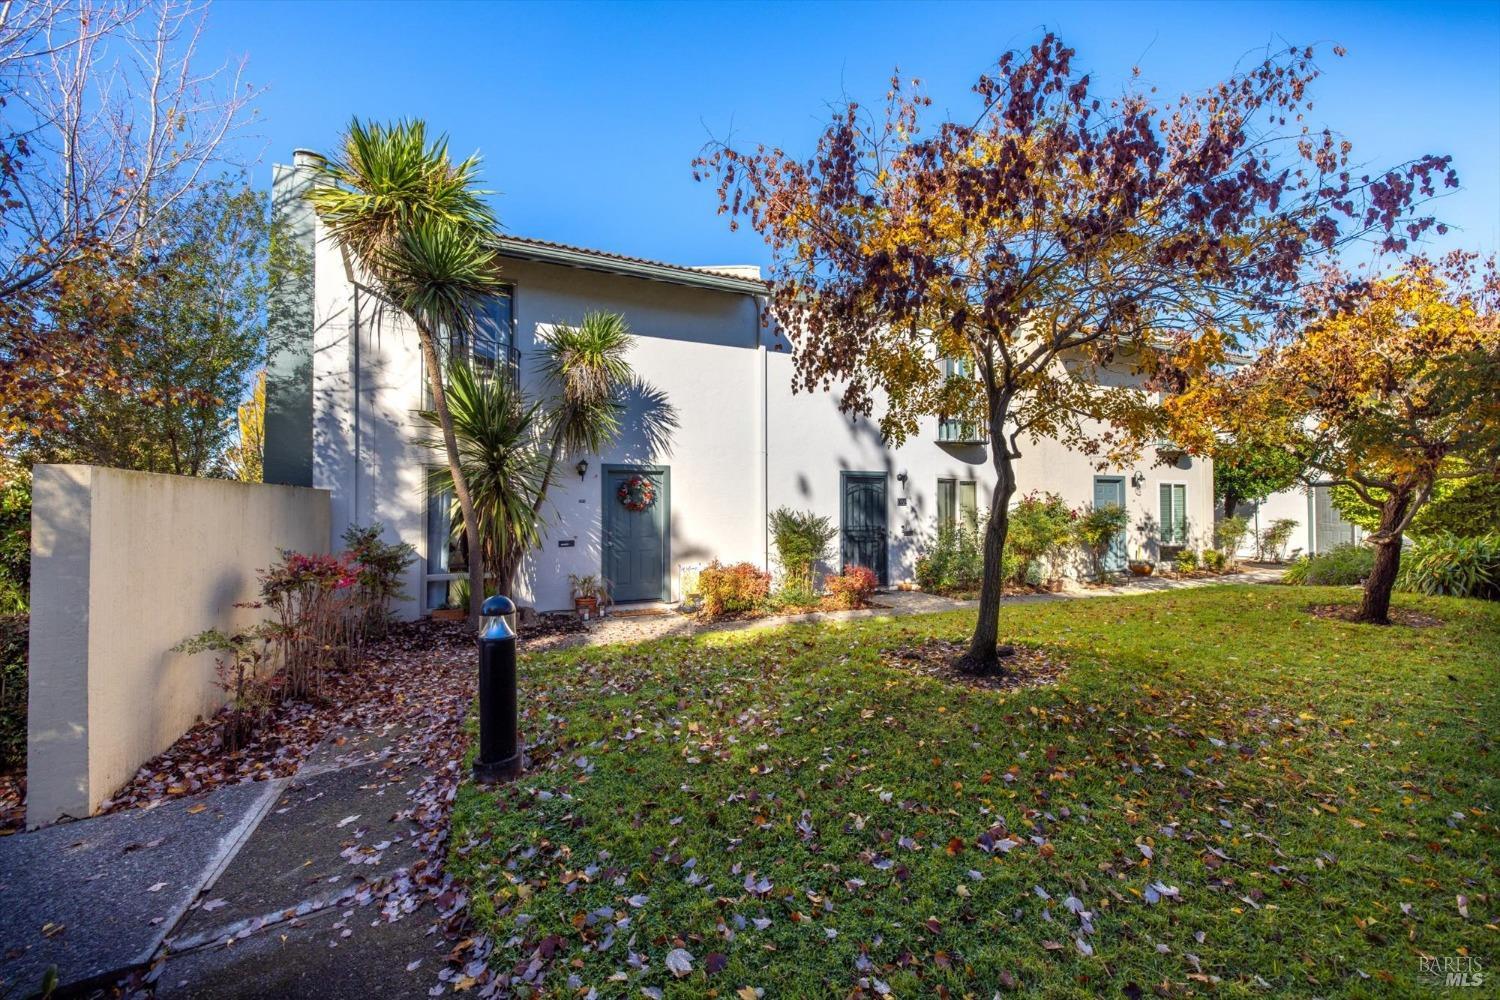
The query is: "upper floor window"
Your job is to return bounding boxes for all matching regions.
[448,287,516,378]
[937,354,986,443]
[425,288,518,408]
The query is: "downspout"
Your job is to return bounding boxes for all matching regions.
[755,296,768,573]
[352,282,361,526]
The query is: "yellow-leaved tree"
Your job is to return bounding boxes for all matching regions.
[1170,252,1499,623]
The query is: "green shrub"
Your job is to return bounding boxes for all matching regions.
[1174,549,1200,573]
[1397,534,1500,600]
[1213,515,1251,563]
[1007,491,1075,584]
[1259,518,1299,562]
[1074,504,1128,579]
[1282,544,1374,586]
[1202,548,1227,572]
[0,614,24,774]
[0,463,29,615]
[700,560,771,618]
[825,565,879,610]
[768,507,838,594]
[916,521,986,593]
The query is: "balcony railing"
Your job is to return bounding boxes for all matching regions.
[937,418,985,444]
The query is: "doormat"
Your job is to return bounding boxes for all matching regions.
[608,607,673,619]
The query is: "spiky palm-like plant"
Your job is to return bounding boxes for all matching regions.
[307,118,502,621]
[421,360,547,591]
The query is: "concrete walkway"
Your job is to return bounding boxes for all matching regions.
[0,726,454,999]
[549,565,1285,649]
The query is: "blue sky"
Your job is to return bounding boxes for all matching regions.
[205,0,1500,269]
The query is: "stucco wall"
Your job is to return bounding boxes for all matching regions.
[766,352,1215,583]
[27,466,329,825]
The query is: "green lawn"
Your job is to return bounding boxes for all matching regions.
[448,586,1499,998]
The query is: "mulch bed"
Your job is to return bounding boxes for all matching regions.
[30,614,582,825]
[0,773,22,833]
[883,638,1069,691]
[1306,603,1444,628]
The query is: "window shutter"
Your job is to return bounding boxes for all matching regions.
[938,479,955,530]
[958,481,978,532]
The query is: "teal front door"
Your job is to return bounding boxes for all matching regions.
[603,466,669,602]
[1093,476,1127,571]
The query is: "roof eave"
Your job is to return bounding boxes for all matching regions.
[492,236,766,296]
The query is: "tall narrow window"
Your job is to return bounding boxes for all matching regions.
[1159,483,1187,544]
[425,481,467,610]
[427,288,517,407]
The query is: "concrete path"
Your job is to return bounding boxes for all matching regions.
[550,566,1285,649]
[0,780,279,997]
[0,725,451,999]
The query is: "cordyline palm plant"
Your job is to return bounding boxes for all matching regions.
[420,360,547,592]
[307,118,501,621]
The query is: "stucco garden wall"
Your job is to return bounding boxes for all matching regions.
[26,466,329,826]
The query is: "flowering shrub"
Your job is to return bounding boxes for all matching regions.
[259,550,357,700]
[825,565,878,610]
[1007,492,1076,584]
[699,560,771,618]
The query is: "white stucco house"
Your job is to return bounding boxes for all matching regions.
[263,151,1216,617]
[1227,484,1364,562]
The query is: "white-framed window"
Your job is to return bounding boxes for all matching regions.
[424,478,467,611]
[1159,482,1188,544]
[937,478,978,532]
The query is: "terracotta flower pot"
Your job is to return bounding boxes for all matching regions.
[431,608,465,621]
[1128,561,1155,577]
[574,596,599,620]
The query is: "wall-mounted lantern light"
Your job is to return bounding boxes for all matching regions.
[1131,471,1146,489]
[576,459,589,479]
[896,470,908,485]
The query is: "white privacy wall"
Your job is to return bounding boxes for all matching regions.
[27,466,329,826]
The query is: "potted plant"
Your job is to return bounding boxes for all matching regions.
[1127,546,1155,577]
[569,573,603,620]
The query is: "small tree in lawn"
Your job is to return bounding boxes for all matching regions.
[1175,252,1499,623]
[1214,440,1303,519]
[696,35,1451,671]
[309,119,504,622]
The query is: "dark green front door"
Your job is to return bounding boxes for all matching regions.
[841,472,888,585]
[603,466,669,602]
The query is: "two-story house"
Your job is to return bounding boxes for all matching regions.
[263,150,1215,617]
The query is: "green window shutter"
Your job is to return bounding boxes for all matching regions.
[1159,483,1187,543]
[937,478,956,530]
[958,481,978,532]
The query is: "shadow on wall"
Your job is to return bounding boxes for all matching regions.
[615,377,680,464]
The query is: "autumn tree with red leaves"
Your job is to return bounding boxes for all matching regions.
[696,36,1453,672]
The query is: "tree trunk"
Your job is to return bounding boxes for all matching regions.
[964,415,1017,674]
[1222,493,1238,520]
[416,325,485,625]
[1357,490,1411,625]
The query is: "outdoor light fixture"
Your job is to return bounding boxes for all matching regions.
[1131,471,1146,489]
[896,470,908,485]
[576,459,589,479]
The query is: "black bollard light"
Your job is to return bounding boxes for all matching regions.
[474,594,524,783]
